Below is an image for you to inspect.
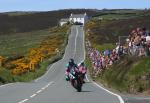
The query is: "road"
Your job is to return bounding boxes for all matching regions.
[0,25,149,103]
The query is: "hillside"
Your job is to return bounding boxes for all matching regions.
[85,11,150,95]
[99,56,150,94]
[0,9,98,35]
[85,13,150,45]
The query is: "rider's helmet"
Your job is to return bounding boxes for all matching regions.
[69,58,74,65]
[80,62,84,66]
[69,58,74,63]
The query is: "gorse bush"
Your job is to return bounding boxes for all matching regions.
[0,25,69,76]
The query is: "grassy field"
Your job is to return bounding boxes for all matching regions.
[85,12,150,94]
[0,29,53,57]
[93,9,150,20]
[98,13,140,20]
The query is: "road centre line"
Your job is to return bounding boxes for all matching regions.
[18,99,29,103]
[18,81,53,103]
[30,94,37,98]
[41,87,46,90]
[36,90,42,94]
[45,84,49,88]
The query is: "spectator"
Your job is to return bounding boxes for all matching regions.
[86,27,150,77]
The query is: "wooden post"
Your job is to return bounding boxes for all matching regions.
[40,57,43,62]
[32,63,35,70]
[29,61,36,71]
[29,62,32,70]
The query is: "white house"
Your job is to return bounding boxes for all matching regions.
[59,18,69,26]
[59,13,88,26]
[69,13,88,25]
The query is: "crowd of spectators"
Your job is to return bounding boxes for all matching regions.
[86,27,150,76]
[127,27,150,56]
[86,41,120,76]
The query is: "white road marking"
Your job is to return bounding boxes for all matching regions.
[44,81,54,88]
[45,84,50,88]
[36,90,42,94]
[30,94,37,98]
[47,82,52,86]
[34,65,51,82]
[34,62,56,82]
[93,82,124,103]
[85,74,90,82]
[81,26,124,103]
[0,83,14,88]
[82,27,90,83]
[41,87,46,90]
[18,99,29,103]
[18,81,54,103]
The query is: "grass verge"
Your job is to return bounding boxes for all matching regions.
[85,49,150,94]
[0,54,62,83]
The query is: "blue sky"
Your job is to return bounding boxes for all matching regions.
[0,0,150,12]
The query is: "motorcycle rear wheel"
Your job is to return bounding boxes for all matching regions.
[77,85,81,92]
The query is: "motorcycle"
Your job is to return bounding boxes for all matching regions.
[68,70,83,92]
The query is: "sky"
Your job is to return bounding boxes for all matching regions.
[0,0,150,12]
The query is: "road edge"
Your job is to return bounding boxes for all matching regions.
[82,27,125,103]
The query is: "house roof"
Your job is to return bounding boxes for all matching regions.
[60,18,69,22]
[70,14,86,18]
